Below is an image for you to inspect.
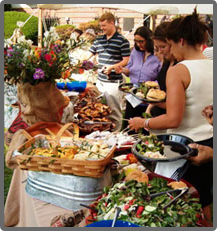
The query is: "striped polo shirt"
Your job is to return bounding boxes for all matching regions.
[89,31,130,82]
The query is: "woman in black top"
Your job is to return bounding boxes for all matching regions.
[144,21,213,225]
[146,22,177,117]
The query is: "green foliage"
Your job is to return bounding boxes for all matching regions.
[4,4,12,11]
[171,14,182,20]
[4,11,38,45]
[55,24,75,30]
[55,24,76,41]
[79,20,100,33]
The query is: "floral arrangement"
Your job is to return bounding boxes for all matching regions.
[4,27,98,86]
[57,60,98,88]
[4,38,71,86]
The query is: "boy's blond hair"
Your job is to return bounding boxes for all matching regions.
[99,12,115,24]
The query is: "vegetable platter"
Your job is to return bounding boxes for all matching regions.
[86,172,205,227]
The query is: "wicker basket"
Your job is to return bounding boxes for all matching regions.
[15,123,116,178]
[21,121,79,140]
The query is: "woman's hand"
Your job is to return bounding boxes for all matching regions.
[201,104,213,126]
[114,65,123,74]
[128,117,145,132]
[187,143,213,166]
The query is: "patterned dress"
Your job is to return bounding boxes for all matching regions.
[4,83,19,129]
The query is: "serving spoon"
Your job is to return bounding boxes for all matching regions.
[111,207,121,227]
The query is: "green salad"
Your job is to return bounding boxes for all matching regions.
[93,177,202,227]
[137,134,164,154]
[135,83,149,98]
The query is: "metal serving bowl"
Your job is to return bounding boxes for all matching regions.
[25,167,112,211]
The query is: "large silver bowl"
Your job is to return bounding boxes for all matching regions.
[25,168,112,211]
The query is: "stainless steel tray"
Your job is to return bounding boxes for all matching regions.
[25,168,112,211]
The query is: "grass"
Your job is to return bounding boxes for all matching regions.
[4,11,38,44]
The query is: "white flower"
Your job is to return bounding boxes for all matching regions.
[54,34,60,40]
[26,40,33,46]
[50,27,55,32]
[17,36,26,43]
[23,49,30,58]
[70,32,78,41]
[4,39,12,47]
[44,31,49,38]
[17,35,33,47]
[30,49,34,56]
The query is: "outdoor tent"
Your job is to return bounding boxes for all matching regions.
[36,4,213,47]
[37,4,213,15]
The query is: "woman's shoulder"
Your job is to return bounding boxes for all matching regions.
[131,47,140,54]
[179,59,213,65]
[167,62,189,78]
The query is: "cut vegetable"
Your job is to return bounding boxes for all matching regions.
[145,205,157,212]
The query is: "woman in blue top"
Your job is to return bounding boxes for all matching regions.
[116,26,161,130]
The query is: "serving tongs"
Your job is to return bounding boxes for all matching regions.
[109,158,130,171]
[144,187,189,209]
[80,203,98,212]
[163,187,189,209]
[119,126,131,134]
[144,188,183,201]
[83,121,112,125]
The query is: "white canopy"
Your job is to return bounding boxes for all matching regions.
[36,4,213,47]
[37,4,213,15]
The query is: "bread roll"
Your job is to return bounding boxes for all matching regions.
[125,169,149,184]
[146,88,166,101]
[145,81,159,88]
[167,181,188,189]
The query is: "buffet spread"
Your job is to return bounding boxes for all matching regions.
[4,24,211,227]
[11,110,205,227]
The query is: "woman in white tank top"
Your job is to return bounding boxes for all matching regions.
[128,12,213,142]
[128,8,213,224]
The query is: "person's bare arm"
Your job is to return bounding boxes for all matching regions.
[103,56,130,75]
[145,104,154,114]
[128,64,189,132]
[114,65,130,75]
[82,51,95,61]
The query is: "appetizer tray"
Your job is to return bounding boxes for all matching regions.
[13,123,116,178]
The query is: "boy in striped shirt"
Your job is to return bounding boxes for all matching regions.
[88,12,130,131]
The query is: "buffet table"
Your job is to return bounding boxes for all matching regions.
[4,128,209,227]
[4,169,89,227]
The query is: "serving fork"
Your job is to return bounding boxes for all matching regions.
[163,187,189,209]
